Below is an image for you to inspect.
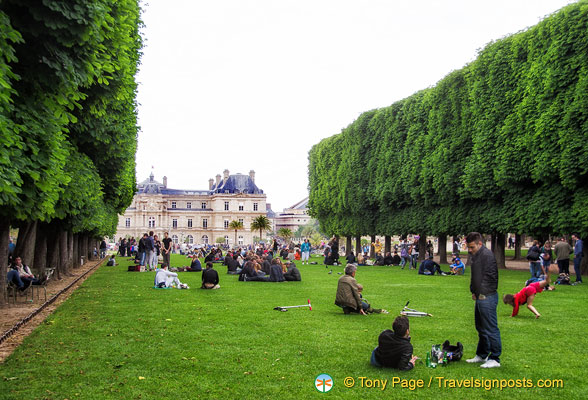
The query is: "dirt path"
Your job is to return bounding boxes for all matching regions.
[0,259,103,363]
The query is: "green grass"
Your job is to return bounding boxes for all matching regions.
[1,254,586,399]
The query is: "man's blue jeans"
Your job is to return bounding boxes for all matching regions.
[370,348,382,367]
[529,261,542,278]
[573,254,583,282]
[7,269,24,289]
[474,293,501,363]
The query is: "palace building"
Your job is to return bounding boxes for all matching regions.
[116,169,267,246]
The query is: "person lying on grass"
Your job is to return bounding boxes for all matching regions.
[357,284,388,314]
[155,264,188,289]
[503,274,552,318]
[418,255,447,275]
[370,315,418,370]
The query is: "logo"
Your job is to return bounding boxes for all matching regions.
[315,373,333,393]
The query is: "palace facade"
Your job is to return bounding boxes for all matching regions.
[115,169,267,246]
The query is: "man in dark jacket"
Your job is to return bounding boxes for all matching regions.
[418,256,446,275]
[201,262,220,289]
[466,232,501,368]
[371,316,417,370]
[283,262,301,281]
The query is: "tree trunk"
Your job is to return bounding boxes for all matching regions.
[14,220,37,267]
[438,234,448,264]
[370,235,376,258]
[514,233,522,260]
[493,233,506,269]
[68,231,74,270]
[0,217,10,305]
[384,236,391,254]
[418,233,427,261]
[59,229,69,276]
[73,234,79,268]
[491,233,496,253]
[33,223,47,276]
[46,225,61,280]
[355,234,361,257]
[345,236,352,256]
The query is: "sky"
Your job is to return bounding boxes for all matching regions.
[135,0,576,212]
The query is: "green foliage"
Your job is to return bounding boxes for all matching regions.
[251,215,272,242]
[308,1,588,239]
[0,0,142,238]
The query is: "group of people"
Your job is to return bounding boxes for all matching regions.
[341,232,585,371]
[527,235,583,284]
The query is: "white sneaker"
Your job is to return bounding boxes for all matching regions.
[466,355,487,363]
[480,359,501,368]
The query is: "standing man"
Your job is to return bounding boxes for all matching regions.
[465,232,501,368]
[572,234,583,283]
[145,231,155,271]
[162,232,173,269]
[553,237,572,275]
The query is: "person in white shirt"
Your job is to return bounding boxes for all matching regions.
[155,264,186,288]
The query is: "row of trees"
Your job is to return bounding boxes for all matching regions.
[308,2,588,270]
[0,0,143,302]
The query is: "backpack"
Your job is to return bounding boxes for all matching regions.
[441,340,464,361]
[555,273,570,285]
[526,247,540,261]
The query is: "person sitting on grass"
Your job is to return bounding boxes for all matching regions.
[449,257,465,275]
[503,274,551,318]
[335,264,367,315]
[383,252,394,266]
[391,251,401,266]
[418,255,446,275]
[106,255,117,266]
[370,315,418,370]
[201,262,220,289]
[269,258,286,282]
[346,251,356,264]
[374,253,385,266]
[357,284,388,314]
[283,261,301,281]
[188,255,203,272]
[239,261,268,282]
[155,264,187,289]
[356,253,367,266]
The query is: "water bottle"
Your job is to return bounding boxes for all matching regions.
[426,351,431,368]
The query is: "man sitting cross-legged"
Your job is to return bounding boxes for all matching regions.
[155,264,188,289]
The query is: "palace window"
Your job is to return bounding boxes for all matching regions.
[224,201,229,211]
[224,219,229,229]
[188,218,193,228]
[238,218,244,225]
[202,218,208,229]
[202,235,209,244]
[125,218,131,228]
[253,203,258,211]
[172,218,178,229]
[187,235,193,244]
[238,202,244,211]
[224,235,230,245]
[171,201,177,209]
[201,202,207,209]
[172,235,178,244]
[238,236,244,245]
[148,217,156,228]
[187,202,192,209]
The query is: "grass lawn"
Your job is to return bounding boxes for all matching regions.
[1,254,586,399]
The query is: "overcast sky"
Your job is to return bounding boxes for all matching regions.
[135,0,575,212]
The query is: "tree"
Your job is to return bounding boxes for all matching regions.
[278,228,293,244]
[229,220,244,246]
[215,236,226,245]
[250,215,271,243]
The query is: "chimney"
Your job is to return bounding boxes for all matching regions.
[249,170,255,182]
[223,169,230,182]
[215,174,221,186]
[209,178,214,190]
[163,176,167,188]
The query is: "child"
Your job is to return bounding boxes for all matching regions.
[449,257,465,275]
[357,284,388,314]
[371,316,418,370]
[503,274,551,318]
[106,255,116,266]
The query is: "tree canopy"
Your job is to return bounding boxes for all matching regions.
[308,2,588,240]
